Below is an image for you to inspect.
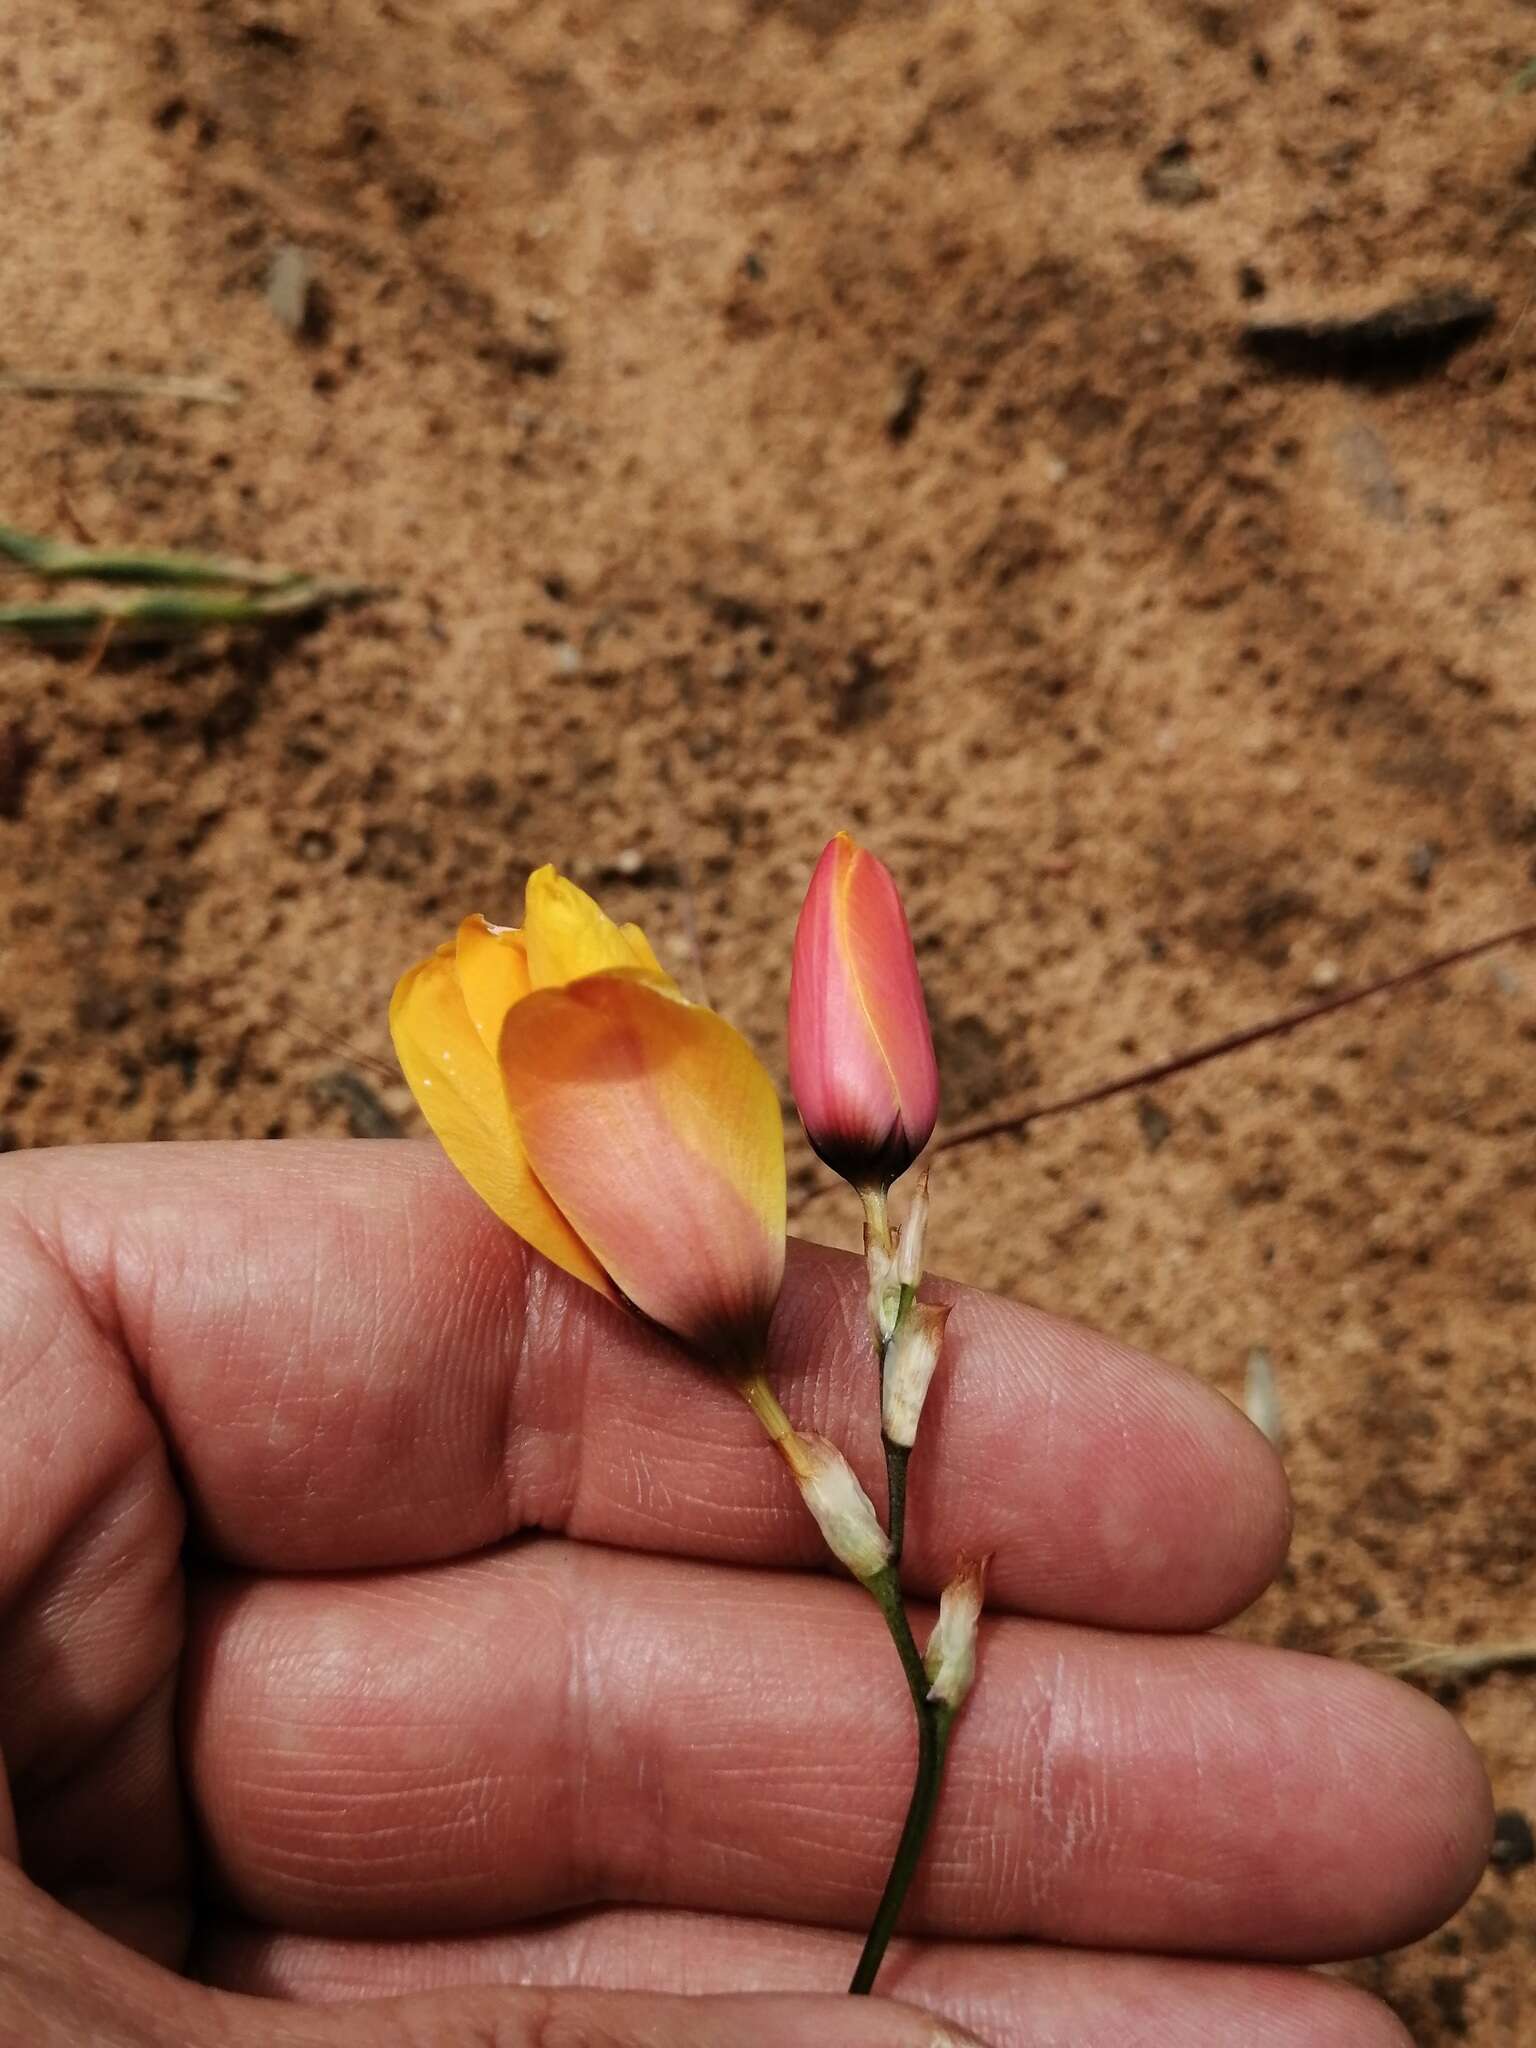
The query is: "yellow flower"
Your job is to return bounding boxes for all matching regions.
[390,867,787,1367]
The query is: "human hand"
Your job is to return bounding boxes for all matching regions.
[0,1142,1488,2046]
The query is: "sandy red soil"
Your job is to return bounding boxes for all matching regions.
[2,3,1534,2038]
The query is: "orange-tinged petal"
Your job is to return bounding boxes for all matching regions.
[389,946,613,1297]
[453,916,532,1062]
[499,974,786,1363]
[523,866,674,991]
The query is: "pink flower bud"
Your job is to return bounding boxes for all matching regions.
[788,833,939,1190]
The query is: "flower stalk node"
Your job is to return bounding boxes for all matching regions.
[881,1301,952,1452]
[789,1433,893,1585]
[924,1556,989,1714]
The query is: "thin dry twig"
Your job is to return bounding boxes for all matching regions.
[273,1005,399,1086]
[74,615,116,680]
[789,919,1536,1216]
[933,919,1536,1157]
[1351,1637,1536,1682]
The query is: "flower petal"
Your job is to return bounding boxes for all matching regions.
[453,916,532,1061]
[619,920,671,981]
[499,974,786,1363]
[389,946,613,1298]
[522,866,674,991]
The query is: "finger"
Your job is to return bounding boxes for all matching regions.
[5,1141,1287,1627]
[185,1538,1490,1958]
[0,1858,975,2048]
[202,1905,1416,2048]
[280,1987,983,2048]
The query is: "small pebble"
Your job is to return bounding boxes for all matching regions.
[1243,1347,1286,1450]
[1135,1097,1172,1153]
[1491,1810,1535,1873]
[1408,842,1439,888]
[266,242,313,336]
[1142,141,1210,206]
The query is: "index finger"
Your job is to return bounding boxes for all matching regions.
[4,1141,1288,1626]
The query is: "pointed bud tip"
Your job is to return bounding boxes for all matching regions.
[923,1554,989,1712]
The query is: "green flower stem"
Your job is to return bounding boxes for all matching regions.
[882,1433,910,1569]
[849,1563,953,1997]
[735,1368,951,1995]
[880,1279,919,1565]
[860,1183,894,1259]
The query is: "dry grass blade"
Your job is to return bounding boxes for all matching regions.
[0,522,308,591]
[0,371,243,405]
[1351,1637,1536,1682]
[0,579,375,644]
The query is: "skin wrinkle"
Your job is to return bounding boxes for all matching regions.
[9,1491,180,1805]
[556,1544,606,1909]
[643,1582,863,1903]
[4,1190,133,1385]
[432,1219,528,1545]
[614,1445,676,1535]
[333,1206,399,1507]
[554,1273,601,1550]
[3,1458,179,1794]
[1018,1665,1062,1916]
[498,1241,546,1541]
[503,1248,638,1546]
[21,1676,187,1941]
